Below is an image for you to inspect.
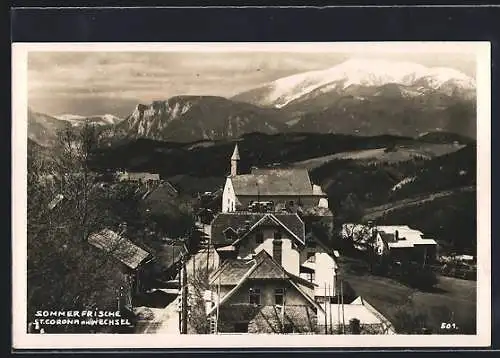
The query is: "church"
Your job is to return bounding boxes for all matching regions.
[222,144,329,213]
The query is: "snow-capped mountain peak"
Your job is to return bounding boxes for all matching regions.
[249,58,476,108]
[54,114,87,122]
[53,113,123,126]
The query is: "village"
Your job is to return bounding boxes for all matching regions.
[65,143,477,335]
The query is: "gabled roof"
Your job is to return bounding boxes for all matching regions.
[207,250,322,316]
[210,212,305,247]
[230,168,313,196]
[209,259,254,285]
[88,229,151,270]
[319,296,395,333]
[234,213,305,246]
[377,225,438,247]
[142,181,178,202]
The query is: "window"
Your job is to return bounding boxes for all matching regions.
[249,288,261,305]
[310,272,315,282]
[256,232,264,244]
[306,252,315,261]
[234,322,248,333]
[275,288,285,305]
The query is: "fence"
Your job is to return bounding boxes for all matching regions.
[428,264,476,281]
[317,323,394,335]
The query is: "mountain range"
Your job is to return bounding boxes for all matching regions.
[55,113,123,127]
[28,108,124,146]
[28,58,477,146]
[115,96,287,142]
[233,58,476,108]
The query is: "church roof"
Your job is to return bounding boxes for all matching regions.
[231,168,313,196]
[231,144,240,160]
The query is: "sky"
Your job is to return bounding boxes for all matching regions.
[28,49,477,118]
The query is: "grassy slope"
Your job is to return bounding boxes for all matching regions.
[340,256,476,334]
[292,143,465,170]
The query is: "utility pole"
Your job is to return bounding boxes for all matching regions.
[341,279,345,334]
[328,283,333,334]
[206,224,211,276]
[215,274,221,334]
[324,283,327,334]
[181,254,188,334]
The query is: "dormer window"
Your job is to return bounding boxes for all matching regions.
[223,227,237,240]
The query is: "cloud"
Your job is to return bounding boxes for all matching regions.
[27,51,476,117]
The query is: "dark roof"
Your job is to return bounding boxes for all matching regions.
[143,182,178,202]
[230,168,313,196]
[208,250,319,315]
[210,250,314,288]
[379,232,397,243]
[210,212,305,247]
[209,259,253,285]
[88,229,151,270]
[155,244,185,270]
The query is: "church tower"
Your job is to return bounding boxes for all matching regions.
[230,144,240,177]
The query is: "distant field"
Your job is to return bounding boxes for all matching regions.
[340,256,477,334]
[291,143,465,169]
[362,186,476,221]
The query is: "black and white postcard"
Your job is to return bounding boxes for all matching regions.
[12,42,491,349]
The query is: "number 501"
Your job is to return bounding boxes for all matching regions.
[441,322,457,330]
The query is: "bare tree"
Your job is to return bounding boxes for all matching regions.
[27,123,136,332]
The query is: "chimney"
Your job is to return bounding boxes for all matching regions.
[272,234,283,265]
[230,144,240,177]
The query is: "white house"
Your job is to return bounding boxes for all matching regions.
[210,211,338,301]
[222,144,328,213]
[341,223,438,264]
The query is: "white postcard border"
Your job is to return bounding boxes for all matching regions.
[12,41,491,349]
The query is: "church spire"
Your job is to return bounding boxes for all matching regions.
[231,143,240,161]
[230,144,240,176]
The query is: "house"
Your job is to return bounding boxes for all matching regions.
[196,207,216,225]
[222,144,328,213]
[87,229,154,307]
[341,223,438,264]
[152,243,187,281]
[318,296,396,334]
[341,223,386,255]
[116,170,161,184]
[375,225,438,264]
[210,211,338,302]
[205,250,324,334]
[141,181,179,204]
